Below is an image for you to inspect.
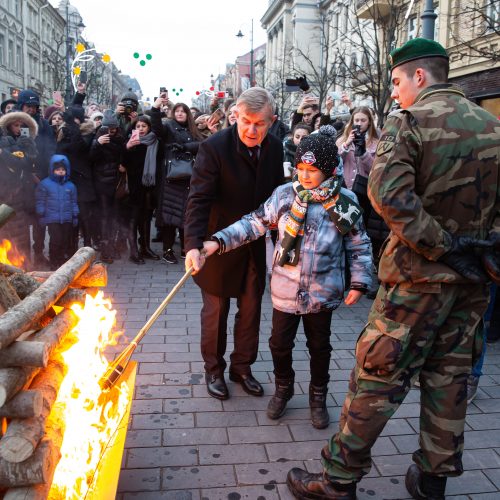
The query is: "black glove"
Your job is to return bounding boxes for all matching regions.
[353,132,366,157]
[170,142,184,152]
[482,234,500,284]
[438,235,492,283]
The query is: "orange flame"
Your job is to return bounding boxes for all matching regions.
[0,239,25,267]
[49,292,130,499]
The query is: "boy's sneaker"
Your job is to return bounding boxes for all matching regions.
[180,250,186,259]
[467,375,479,405]
[162,249,178,264]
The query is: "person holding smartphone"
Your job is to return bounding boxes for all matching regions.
[150,95,204,264]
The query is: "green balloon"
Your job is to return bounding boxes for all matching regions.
[172,88,176,92]
[140,60,146,66]
[176,92,179,96]
[146,54,152,60]
[133,52,139,58]
[180,88,183,92]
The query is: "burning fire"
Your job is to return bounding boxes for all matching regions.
[49,292,130,499]
[0,239,25,267]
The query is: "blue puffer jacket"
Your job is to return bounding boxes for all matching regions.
[35,154,79,225]
[214,183,373,314]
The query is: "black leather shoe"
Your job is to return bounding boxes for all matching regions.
[287,468,356,499]
[229,372,264,397]
[205,373,229,400]
[405,464,446,500]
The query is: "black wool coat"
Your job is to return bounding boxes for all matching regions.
[185,124,284,297]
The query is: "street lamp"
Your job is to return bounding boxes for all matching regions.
[421,0,437,40]
[65,1,85,105]
[236,19,254,88]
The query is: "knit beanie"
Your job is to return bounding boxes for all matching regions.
[89,111,104,121]
[101,109,119,127]
[43,105,59,120]
[294,125,340,177]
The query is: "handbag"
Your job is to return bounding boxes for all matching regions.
[351,173,368,198]
[166,151,194,181]
[115,172,129,200]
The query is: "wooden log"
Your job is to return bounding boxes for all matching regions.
[0,275,20,315]
[0,263,24,276]
[0,342,48,369]
[4,483,49,500]
[0,391,42,419]
[27,261,107,288]
[0,437,60,487]
[0,361,65,463]
[8,272,98,307]
[0,205,15,229]
[0,309,77,406]
[0,247,96,350]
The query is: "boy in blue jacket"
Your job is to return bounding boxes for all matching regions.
[35,154,79,269]
[198,126,372,428]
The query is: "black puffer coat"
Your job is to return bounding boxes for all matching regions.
[89,128,125,197]
[150,109,202,227]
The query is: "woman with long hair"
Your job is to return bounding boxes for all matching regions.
[150,101,204,264]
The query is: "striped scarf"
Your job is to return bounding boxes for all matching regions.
[277,174,362,267]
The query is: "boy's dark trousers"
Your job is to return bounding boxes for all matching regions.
[47,222,73,269]
[270,308,333,386]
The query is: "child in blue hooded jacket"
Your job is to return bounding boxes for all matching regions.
[35,154,79,269]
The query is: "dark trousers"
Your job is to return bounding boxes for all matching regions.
[47,223,72,269]
[32,217,46,255]
[200,261,262,376]
[162,225,184,252]
[270,308,333,386]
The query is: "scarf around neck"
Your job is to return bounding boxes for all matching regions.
[278,173,362,267]
[140,131,158,186]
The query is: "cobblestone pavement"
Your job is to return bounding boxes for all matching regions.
[108,245,500,500]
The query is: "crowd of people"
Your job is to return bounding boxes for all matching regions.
[0,36,499,500]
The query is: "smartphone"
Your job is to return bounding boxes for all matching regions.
[159,87,168,99]
[209,108,225,123]
[79,70,87,84]
[131,129,140,141]
[328,91,342,100]
[19,127,30,137]
[52,90,62,103]
[100,126,109,135]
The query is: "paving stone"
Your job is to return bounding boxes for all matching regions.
[266,441,327,462]
[117,468,161,492]
[466,413,500,430]
[123,491,200,500]
[235,460,304,485]
[200,485,280,499]
[228,425,292,444]
[380,418,415,436]
[131,399,162,414]
[127,445,198,468]
[196,411,258,428]
[162,465,236,489]
[124,429,162,448]
[132,413,194,430]
[199,444,267,464]
[135,385,192,399]
[163,397,222,413]
[164,428,228,446]
[446,469,497,495]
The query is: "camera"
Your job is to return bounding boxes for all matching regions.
[119,99,137,115]
[285,75,310,93]
[353,124,362,137]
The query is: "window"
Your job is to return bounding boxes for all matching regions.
[16,44,22,72]
[485,0,499,31]
[8,40,14,67]
[0,34,4,66]
[408,15,417,40]
[434,3,440,39]
[331,12,339,41]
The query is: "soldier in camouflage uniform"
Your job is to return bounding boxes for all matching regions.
[287,38,500,500]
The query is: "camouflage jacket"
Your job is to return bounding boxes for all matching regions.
[368,84,500,285]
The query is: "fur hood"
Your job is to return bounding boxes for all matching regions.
[80,119,95,136]
[0,112,38,138]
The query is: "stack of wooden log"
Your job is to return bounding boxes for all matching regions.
[0,208,108,499]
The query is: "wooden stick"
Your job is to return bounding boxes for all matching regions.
[0,247,96,350]
[27,261,107,288]
[0,205,15,229]
[0,391,42,419]
[0,275,21,315]
[0,361,65,463]
[0,342,48,369]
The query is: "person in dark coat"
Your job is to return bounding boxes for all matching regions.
[122,115,161,264]
[184,87,284,400]
[89,110,125,263]
[150,101,204,264]
[16,89,56,267]
[35,155,78,269]
[55,107,96,249]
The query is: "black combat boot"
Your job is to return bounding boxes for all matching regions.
[267,378,294,420]
[405,464,447,500]
[287,468,357,499]
[310,383,330,429]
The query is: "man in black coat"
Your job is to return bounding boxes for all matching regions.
[185,87,284,400]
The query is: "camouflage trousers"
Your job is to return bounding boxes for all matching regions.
[322,281,489,482]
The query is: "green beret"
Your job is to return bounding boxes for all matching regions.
[389,38,448,70]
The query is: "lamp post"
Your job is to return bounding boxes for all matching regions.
[236,18,254,88]
[421,0,437,40]
[64,1,85,105]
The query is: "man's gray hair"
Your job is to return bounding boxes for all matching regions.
[236,87,276,115]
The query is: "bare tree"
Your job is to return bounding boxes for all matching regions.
[42,33,67,95]
[448,0,500,62]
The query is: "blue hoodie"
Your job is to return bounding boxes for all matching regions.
[35,154,79,225]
